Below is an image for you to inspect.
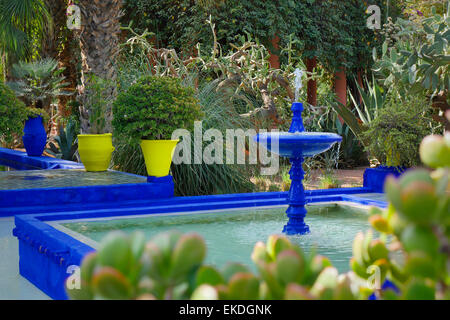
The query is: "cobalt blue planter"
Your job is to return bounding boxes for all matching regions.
[22,116,47,157]
[363,166,406,193]
[368,279,400,300]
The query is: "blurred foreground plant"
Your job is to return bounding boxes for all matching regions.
[355,131,450,299]
[67,231,357,300]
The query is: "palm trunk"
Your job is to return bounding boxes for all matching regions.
[43,0,79,122]
[76,0,122,133]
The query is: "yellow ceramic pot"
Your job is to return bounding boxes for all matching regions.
[140,139,179,177]
[78,133,115,172]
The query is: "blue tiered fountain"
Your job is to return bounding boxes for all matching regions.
[254,69,342,235]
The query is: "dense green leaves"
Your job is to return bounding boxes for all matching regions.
[361,92,433,166]
[0,81,28,145]
[0,0,52,59]
[373,2,449,129]
[122,0,388,73]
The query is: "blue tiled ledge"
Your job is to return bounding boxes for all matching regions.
[0,147,84,170]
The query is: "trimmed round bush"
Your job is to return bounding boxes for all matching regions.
[112,76,202,144]
[0,81,27,145]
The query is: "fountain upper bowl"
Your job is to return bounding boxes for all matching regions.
[254,132,342,158]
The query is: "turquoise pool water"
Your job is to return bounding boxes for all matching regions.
[59,203,371,273]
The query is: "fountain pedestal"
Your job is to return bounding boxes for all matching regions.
[284,102,309,234]
[283,156,310,234]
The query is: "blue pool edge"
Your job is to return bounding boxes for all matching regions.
[13,189,387,300]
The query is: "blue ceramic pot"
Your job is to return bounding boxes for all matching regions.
[22,116,47,157]
[363,166,407,193]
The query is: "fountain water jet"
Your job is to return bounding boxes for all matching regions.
[254,70,342,235]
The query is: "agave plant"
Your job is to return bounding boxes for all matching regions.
[46,119,79,161]
[7,58,72,111]
[349,75,387,126]
[331,75,387,148]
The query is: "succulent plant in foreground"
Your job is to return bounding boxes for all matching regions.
[353,133,449,299]
[67,231,358,300]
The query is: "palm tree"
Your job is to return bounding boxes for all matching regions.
[42,0,79,117]
[75,0,122,133]
[0,0,52,63]
[7,58,72,111]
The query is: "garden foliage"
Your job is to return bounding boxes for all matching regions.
[121,0,388,74]
[46,119,79,161]
[362,93,434,167]
[80,76,114,135]
[112,79,254,196]
[0,81,28,145]
[373,3,450,129]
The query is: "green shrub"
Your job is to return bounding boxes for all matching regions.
[112,76,202,143]
[318,173,340,189]
[0,81,27,145]
[268,184,281,192]
[362,93,433,167]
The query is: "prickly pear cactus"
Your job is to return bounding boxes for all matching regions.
[352,133,450,300]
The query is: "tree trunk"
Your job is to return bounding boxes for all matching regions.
[268,35,280,69]
[334,67,347,124]
[306,57,317,106]
[432,91,450,131]
[76,0,122,134]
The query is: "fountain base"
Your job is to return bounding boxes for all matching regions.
[284,199,310,235]
[283,223,310,235]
